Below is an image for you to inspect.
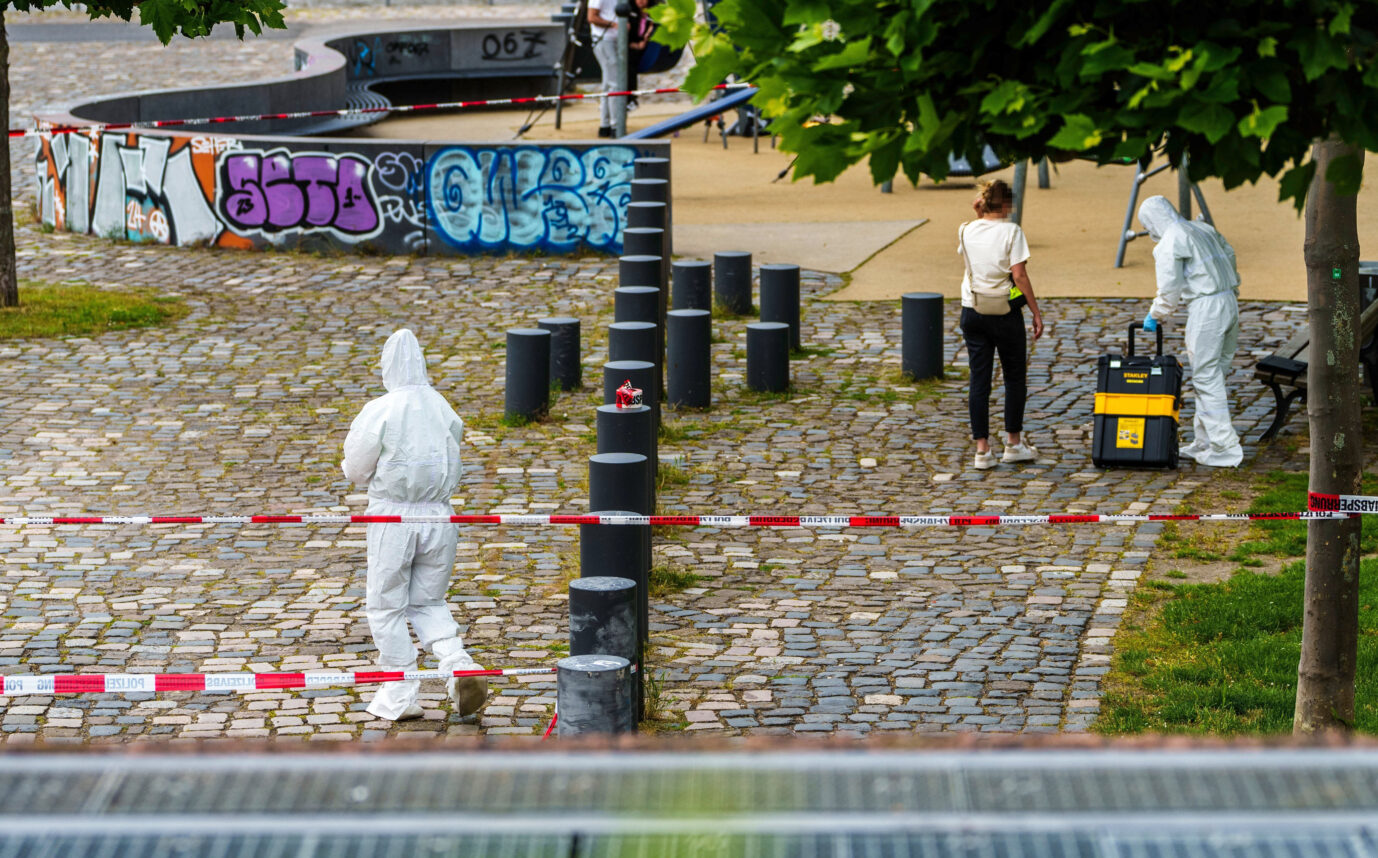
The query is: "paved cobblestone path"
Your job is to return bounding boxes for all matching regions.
[0,5,1311,743]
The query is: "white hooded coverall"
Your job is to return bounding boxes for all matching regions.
[1138,195,1245,468]
[342,328,473,720]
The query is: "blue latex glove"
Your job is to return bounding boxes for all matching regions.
[1143,314,1158,332]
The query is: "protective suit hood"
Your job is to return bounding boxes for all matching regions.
[380,328,430,391]
[1137,195,1182,242]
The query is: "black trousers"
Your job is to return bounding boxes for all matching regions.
[960,306,1027,441]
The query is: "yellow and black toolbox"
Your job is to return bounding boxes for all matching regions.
[1092,324,1182,468]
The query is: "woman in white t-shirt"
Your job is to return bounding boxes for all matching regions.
[957,179,1044,470]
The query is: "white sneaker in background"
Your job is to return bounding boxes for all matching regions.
[974,450,997,470]
[1001,443,1037,463]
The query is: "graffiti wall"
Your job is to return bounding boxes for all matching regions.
[35,132,654,256]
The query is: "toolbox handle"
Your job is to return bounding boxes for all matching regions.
[1127,322,1164,358]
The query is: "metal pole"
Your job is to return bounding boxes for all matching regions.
[1114,161,1147,269]
[613,2,630,138]
[1037,157,1050,189]
[1177,154,1192,221]
[1011,160,1028,226]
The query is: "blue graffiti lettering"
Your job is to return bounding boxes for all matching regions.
[425,145,636,253]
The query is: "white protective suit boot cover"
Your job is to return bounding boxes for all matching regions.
[366,661,421,721]
[433,636,487,717]
[1184,291,1244,467]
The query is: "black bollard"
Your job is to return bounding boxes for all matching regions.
[667,309,711,409]
[630,176,669,206]
[603,359,659,430]
[746,322,790,393]
[759,264,801,350]
[614,286,660,325]
[556,654,635,736]
[672,260,712,311]
[569,576,639,719]
[626,200,667,232]
[597,402,657,488]
[714,251,753,315]
[504,328,551,421]
[623,227,670,307]
[589,451,652,515]
[633,156,670,184]
[619,254,664,295]
[609,321,659,366]
[537,316,581,391]
[901,291,945,381]
[580,508,650,660]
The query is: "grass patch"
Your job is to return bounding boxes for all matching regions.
[657,464,690,491]
[648,563,702,597]
[0,281,188,339]
[1097,467,1378,735]
[1095,558,1378,735]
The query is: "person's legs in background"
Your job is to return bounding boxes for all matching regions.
[410,523,488,716]
[993,311,1036,461]
[1184,293,1243,466]
[593,29,618,136]
[962,308,997,467]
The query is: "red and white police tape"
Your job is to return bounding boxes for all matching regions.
[0,511,1355,527]
[1309,492,1378,514]
[0,666,555,696]
[9,83,756,140]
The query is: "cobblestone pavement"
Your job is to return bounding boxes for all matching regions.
[0,6,1313,743]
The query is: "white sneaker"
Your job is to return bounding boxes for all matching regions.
[442,653,489,717]
[1001,443,1037,463]
[974,450,997,470]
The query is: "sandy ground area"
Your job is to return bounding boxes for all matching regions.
[358,72,1378,304]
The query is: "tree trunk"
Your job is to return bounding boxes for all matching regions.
[1295,137,1365,735]
[0,9,16,308]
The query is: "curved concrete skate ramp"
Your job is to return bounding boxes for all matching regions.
[32,22,667,256]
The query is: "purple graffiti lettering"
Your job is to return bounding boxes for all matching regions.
[222,155,268,227]
[293,156,339,227]
[333,158,378,233]
[218,149,380,238]
[262,153,306,230]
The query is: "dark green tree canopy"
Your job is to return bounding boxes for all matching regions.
[9,0,285,43]
[654,0,1378,204]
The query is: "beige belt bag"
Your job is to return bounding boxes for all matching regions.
[959,223,1012,316]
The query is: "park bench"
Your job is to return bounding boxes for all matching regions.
[1254,296,1378,441]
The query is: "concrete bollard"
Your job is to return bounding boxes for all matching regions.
[537,316,581,391]
[603,359,659,430]
[672,260,712,311]
[759,264,801,350]
[746,322,791,393]
[580,509,650,663]
[630,176,669,206]
[619,254,665,297]
[608,321,659,370]
[597,402,656,488]
[714,251,753,315]
[902,292,944,381]
[505,328,551,421]
[623,227,670,303]
[589,451,652,516]
[556,654,635,736]
[667,309,711,409]
[614,286,660,325]
[588,453,653,611]
[633,156,671,184]
[569,576,640,719]
[626,200,667,232]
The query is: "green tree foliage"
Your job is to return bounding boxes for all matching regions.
[654,0,1377,202]
[9,0,286,42]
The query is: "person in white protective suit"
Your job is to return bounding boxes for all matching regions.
[1137,195,1245,467]
[342,328,488,721]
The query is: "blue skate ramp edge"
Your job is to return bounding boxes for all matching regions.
[623,86,757,139]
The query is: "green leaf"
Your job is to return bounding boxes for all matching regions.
[1080,39,1134,77]
[1018,0,1073,47]
[1177,100,1235,143]
[649,0,699,49]
[682,32,744,95]
[980,80,1027,115]
[1237,104,1288,139]
[1250,65,1291,103]
[1325,153,1364,197]
[883,10,910,57]
[782,0,830,27]
[1296,30,1349,81]
[1278,162,1317,212]
[1329,3,1354,36]
[867,133,904,186]
[1257,37,1278,58]
[812,37,872,71]
[1047,114,1102,150]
